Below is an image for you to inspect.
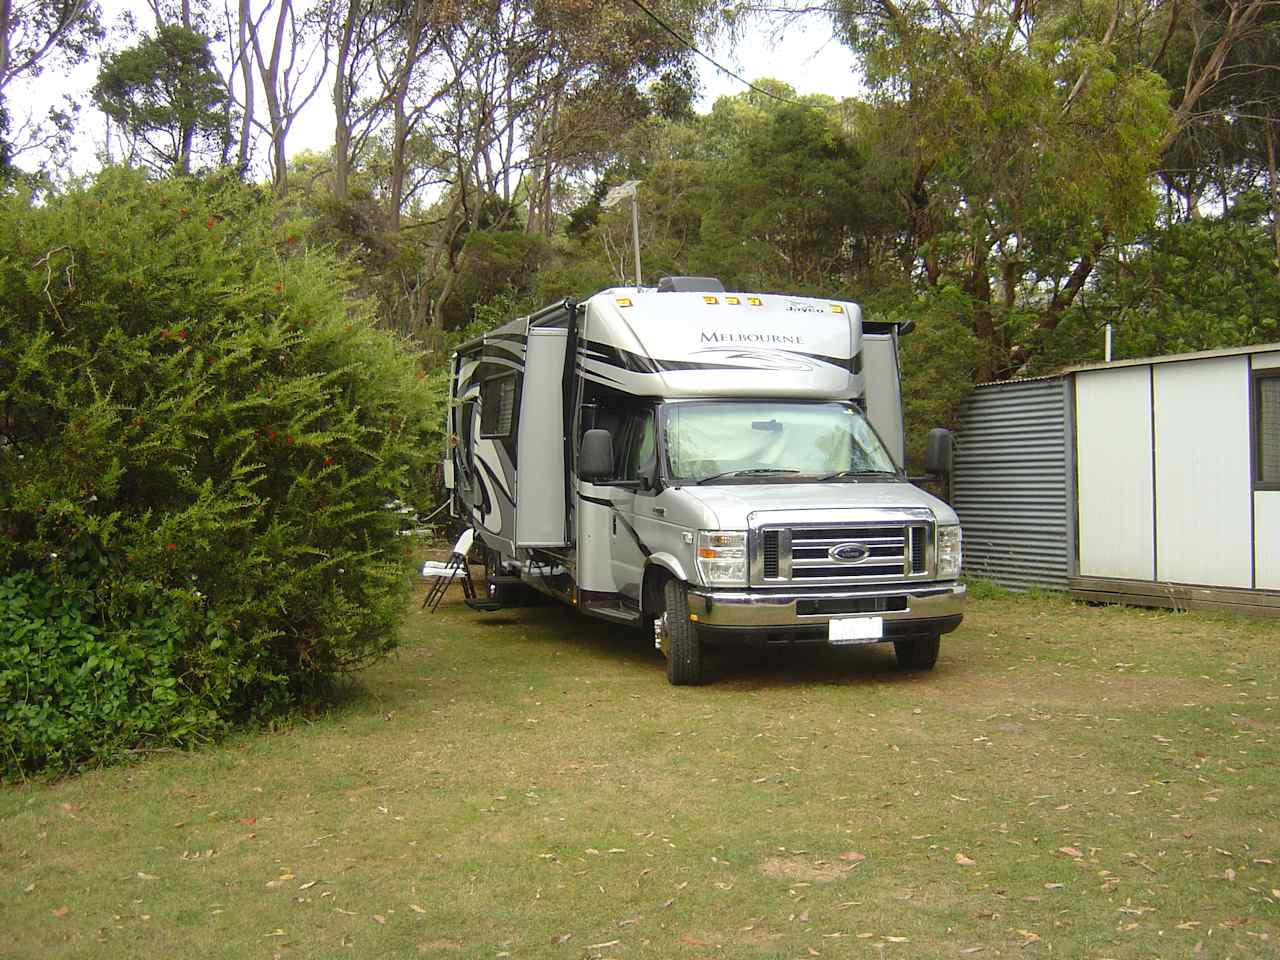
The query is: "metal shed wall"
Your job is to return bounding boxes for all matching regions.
[953,378,1073,589]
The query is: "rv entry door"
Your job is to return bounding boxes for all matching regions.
[609,408,657,605]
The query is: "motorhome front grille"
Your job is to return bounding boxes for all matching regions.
[909,526,926,574]
[756,522,932,584]
[762,530,780,578]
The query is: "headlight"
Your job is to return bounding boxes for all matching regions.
[696,530,747,586]
[936,525,962,579]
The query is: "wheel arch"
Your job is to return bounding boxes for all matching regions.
[642,553,688,617]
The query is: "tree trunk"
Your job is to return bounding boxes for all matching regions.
[332,3,357,201]
[236,0,254,172]
[1267,118,1280,273]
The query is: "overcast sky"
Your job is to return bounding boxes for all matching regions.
[11,3,860,177]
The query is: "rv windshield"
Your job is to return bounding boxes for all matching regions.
[662,401,898,484]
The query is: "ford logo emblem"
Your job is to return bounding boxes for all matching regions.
[828,542,870,563]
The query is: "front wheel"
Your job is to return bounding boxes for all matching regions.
[657,579,703,686]
[894,634,940,671]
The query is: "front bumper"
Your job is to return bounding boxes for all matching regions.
[686,582,965,640]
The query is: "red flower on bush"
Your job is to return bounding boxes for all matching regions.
[286,435,295,445]
[176,329,188,341]
[286,235,298,246]
[323,455,334,466]
[267,430,277,441]
[159,329,170,339]
[166,542,177,551]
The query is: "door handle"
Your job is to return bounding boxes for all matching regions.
[612,514,617,534]
[652,506,666,517]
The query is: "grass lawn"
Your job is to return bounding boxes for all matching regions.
[2,587,1278,959]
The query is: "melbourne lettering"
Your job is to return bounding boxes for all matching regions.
[700,331,803,345]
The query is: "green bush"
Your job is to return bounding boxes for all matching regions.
[0,167,438,776]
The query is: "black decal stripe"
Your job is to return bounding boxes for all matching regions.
[584,338,857,376]
[480,345,525,367]
[614,511,653,558]
[488,332,528,346]
[576,492,653,557]
[477,457,515,508]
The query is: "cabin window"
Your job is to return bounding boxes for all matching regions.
[480,373,517,438]
[1255,371,1280,490]
[619,410,656,481]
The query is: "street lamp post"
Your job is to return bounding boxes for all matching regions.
[601,180,643,289]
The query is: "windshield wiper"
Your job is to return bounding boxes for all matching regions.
[818,469,900,482]
[695,468,802,485]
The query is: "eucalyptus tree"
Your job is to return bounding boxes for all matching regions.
[233,0,329,192]
[92,24,228,174]
[0,0,101,169]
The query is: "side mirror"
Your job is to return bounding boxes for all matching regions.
[925,427,953,476]
[896,318,916,336]
[580,429,614,481]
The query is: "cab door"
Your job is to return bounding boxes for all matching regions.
[609,407,656,607]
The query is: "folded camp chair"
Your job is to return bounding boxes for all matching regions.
[421,528,476,611]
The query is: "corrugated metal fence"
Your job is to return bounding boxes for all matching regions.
[953,378,1074,589]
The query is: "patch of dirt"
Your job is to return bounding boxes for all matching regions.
[759,856,856,883]
[417,940,463,952]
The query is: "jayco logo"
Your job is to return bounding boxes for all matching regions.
[700,331,803,345]
[785,300,824,314]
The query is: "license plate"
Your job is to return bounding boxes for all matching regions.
[829,616,883,644]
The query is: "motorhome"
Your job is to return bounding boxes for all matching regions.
[443,278,964,684]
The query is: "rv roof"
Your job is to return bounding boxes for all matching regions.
[579,288,864,400]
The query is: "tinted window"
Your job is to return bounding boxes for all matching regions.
[480,374,517,438]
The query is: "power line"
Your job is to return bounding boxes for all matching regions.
[626,0,810,108]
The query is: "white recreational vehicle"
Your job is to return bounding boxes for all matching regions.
[443,278,965,684]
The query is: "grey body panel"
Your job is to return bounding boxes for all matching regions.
[515,328,568,547]
[862,333,905,469]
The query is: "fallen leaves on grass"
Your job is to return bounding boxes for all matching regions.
[1058,847,1083,858]
[51,906,70,918]
[955,853,977,866]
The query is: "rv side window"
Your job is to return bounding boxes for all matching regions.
[480,374,517,438]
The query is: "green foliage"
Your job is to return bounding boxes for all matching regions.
[92,25,229,173]
[0,567,264,774]
[1046,194,1280,367]
[433,229,553,331]
[889,286,985,466]
[0,167,437,776]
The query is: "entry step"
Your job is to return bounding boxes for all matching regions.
[581,602,641,624]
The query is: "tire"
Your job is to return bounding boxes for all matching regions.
[658,578,704,686]
[894,634,941,671]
